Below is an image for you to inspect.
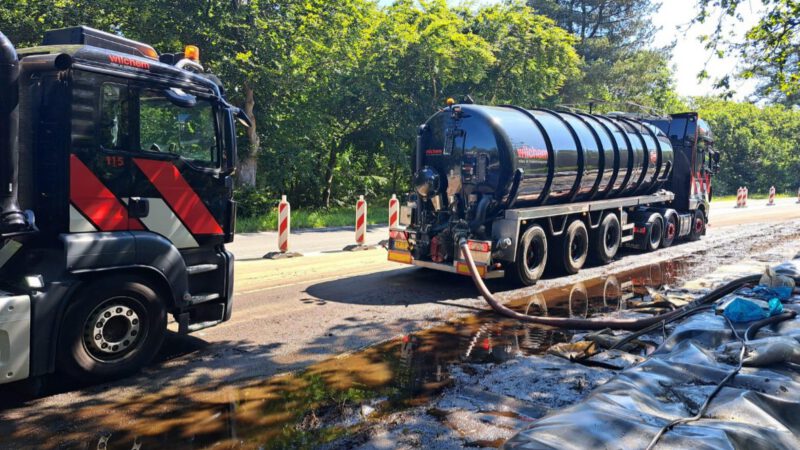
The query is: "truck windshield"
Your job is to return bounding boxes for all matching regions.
[139,90,219,168]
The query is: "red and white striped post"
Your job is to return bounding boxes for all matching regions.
[278,195,290,252]
[264,195,301,259]
[388,194,399,230]
[743,186,748,207]
[355,195,367,246]
[735,187,743,208]
[768,186,776,206]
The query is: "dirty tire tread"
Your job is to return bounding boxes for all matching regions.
[553,220,589,275]
[57,275,167,382]
[688,209,706,242]
[646,214,663,252]
[507,225,548,287]
[591,213,621,264]
[661,213,678,248]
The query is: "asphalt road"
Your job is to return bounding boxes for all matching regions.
[3,198,800,447]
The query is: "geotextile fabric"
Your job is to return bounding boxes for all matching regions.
[504,305,800,450]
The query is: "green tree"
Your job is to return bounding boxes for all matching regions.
[527,0,677,109]
[693,97,800,195]
[695,0,800,104]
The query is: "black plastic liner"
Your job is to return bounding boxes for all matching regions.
[504,304,800,450]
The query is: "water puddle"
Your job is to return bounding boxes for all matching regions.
[7,259,697,450]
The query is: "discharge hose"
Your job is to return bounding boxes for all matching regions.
[459,240,760,331]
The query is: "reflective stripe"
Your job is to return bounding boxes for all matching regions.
[0,240,22,269]
[137,198,199,249]
[69,204,99,233]
[133,159,223,235]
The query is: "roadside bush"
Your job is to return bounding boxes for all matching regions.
[234,188,277,218]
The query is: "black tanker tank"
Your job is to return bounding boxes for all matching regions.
[415,104,674,208]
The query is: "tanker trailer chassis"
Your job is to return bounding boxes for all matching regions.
[388,104,717,286]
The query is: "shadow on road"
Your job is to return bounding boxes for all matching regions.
[305,266,519,307]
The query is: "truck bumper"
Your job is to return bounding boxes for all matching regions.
[0,292,30,385]
[387,234,504,279]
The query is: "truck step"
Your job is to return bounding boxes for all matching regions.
[187,319,223,333]
[186,264,218,275]
[187,293,221,305]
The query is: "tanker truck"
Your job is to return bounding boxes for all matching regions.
[386,103,718,286]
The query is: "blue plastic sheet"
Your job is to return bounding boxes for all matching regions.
[723,297,784,323]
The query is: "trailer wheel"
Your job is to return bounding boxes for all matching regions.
[591,213,621,264]
[57,275,167,382]
[688,209,705,241]
[645,214,663,251]
[553,219,589,275]
[507,225,548,286]
[661,213,678,248]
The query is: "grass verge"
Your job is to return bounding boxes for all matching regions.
[237,206,390,233]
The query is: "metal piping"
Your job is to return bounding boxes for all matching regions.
[0,31,27,233]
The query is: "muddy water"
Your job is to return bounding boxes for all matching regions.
[7,260,694,450]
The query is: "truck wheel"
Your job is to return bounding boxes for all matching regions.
[58,275,167,382]
[553,219,589,275]
[661,213,678,248]
[688,210,705,241]
[507,225,548,286]
[591,213,620,264]
[645,214,663,251]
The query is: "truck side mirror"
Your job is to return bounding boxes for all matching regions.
[234,107,252,128]
[222,109,238,175]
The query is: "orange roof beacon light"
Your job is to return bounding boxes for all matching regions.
[446,97,455,106]
[184,45,200,62]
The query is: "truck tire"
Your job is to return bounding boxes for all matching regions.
[58,275,167,382]
[661,213,678,248]
[645,214,663,251]
[507,225,548,286]
[591,213,621,264]
[552,219,589,275]
[688,209,705,241]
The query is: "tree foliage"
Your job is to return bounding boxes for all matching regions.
[695,0,800,105]
[527,0,680,111]
[0,0,687,213]
[694,97,800,195]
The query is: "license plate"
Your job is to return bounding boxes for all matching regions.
[393,240,409,251]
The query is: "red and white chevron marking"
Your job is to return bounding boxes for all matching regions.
[768,186,776,206]
[355,195,367,245]
[388,194,399,230]
[278,195,290,253]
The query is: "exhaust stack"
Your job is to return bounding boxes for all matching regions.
[0,31,26,233]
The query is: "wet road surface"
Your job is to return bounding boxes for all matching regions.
[2,204,800,449]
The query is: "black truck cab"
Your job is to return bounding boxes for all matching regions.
[0,27,244,385]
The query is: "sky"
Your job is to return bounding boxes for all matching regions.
[651,0,761,100]
[378,0,763,100]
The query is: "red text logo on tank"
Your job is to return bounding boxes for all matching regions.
[516,146,548,160]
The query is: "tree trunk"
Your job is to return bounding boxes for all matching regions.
[322,142,340,208]
[238,83,259,188]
